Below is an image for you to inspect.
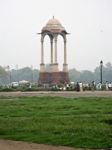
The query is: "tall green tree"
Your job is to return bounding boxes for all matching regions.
[69,68,80,82]
[79,70,94,83]
[0,66,8,84]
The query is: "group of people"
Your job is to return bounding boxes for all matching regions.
[66,81,112,91]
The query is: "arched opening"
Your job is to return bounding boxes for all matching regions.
[57,35,64,71]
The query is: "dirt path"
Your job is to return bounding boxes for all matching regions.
[0,140,88,150]
[0,91,112,98]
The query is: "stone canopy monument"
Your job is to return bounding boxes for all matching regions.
[38,17,69,85]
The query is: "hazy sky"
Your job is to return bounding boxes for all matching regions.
[0,0,112,71]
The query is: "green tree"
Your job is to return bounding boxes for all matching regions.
[79,70,94,83]
[0,66,8,84]
[69,68,80,82]
[11,67,39,83]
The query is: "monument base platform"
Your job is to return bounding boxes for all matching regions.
[38,72,69,85]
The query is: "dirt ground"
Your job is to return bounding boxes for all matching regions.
[0,91,112,150]
[0,91,112,98]
[0,140,105,150]
[0,140,77,150]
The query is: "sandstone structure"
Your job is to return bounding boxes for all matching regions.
[38,17,69,85]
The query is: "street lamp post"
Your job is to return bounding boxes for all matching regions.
[100,60,103,84]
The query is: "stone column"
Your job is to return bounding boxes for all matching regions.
[41,39,44,64]
[63,38,68,72]
[51,38,53,64]
[64,39,67,64]
[54,36,57,64]
[40,37,45,72]
[49,37,54,72]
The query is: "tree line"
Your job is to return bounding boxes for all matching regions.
[0,62,112,85]
[69,62,112,83]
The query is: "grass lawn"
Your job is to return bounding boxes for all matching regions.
[0,96,112,148]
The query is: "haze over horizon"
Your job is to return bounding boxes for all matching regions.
[0,0,112,71]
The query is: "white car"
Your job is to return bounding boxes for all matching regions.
[11,82,19,87]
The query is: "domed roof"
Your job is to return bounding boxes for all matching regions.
[42,16,66,33]
[46,17,61,26]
